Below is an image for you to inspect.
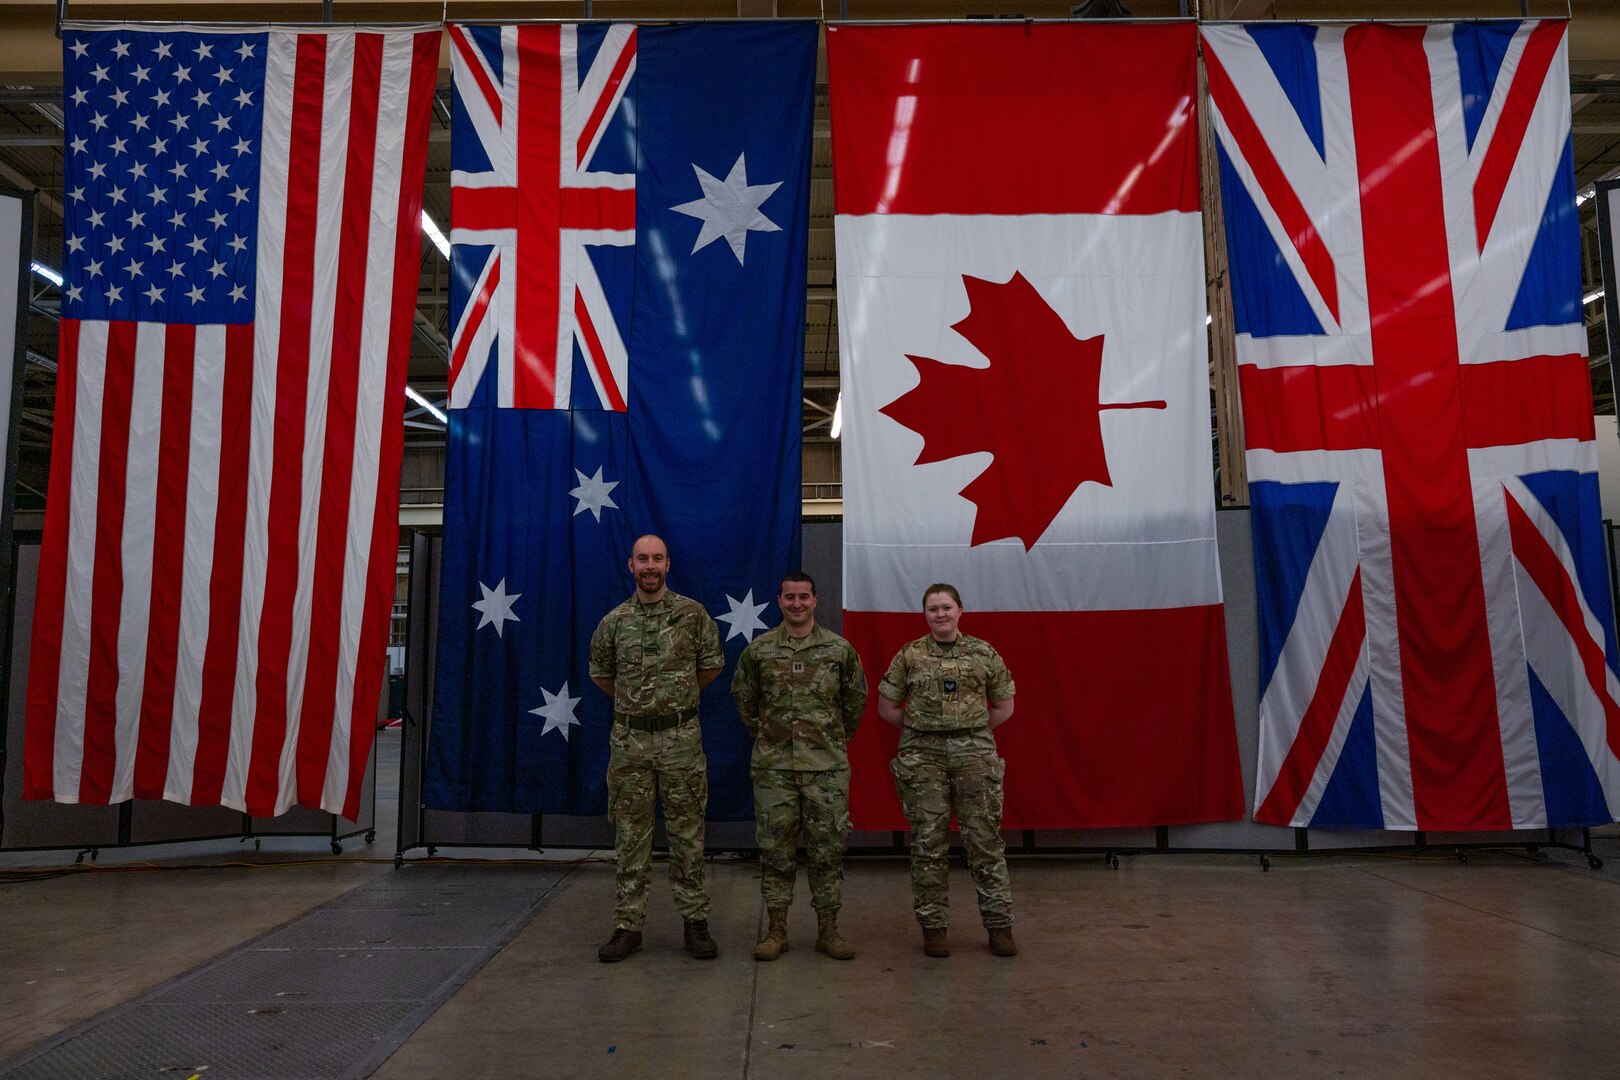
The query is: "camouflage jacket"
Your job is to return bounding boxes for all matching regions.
[589,590,724,716]
[878,634,1015,732]
[732,623,868,771]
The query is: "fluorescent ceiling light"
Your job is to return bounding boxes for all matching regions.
[830,393,843,440]
[406,384,448,424]
[421,210,450,258]
[1585,288,1605,306]
[30,261,62,287]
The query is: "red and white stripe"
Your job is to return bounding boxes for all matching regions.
[24,25,439,820]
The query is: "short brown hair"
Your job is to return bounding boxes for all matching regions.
[780,571,817,596]
[921,583,962,609]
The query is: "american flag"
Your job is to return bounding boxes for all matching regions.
[25,24,439,819]
[1206,21,1620,830]
[446,23,636,411]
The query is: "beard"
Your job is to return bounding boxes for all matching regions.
[637,569,665,594]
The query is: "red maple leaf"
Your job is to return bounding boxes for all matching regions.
[879,272,1166,550]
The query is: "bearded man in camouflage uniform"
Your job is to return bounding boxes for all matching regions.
[589,534,725,963]
[731,572,868,962]
[877,583,1018,959]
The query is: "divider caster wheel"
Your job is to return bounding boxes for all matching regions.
[1106,852,1120,870]
[254,838,262,853]
[1260,855,1271,872]
[365,829,376,845]
[1455,849,1468,864]
[330,840,343,856]
[1589,855,1604,870]
[394,854,404,869]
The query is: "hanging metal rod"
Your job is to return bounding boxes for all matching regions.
[60,19,440,32]
[449,16,816,25]
[826,16,1196,25]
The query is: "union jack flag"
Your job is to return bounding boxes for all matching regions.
[1206,21,1620,830]
[447,23,636,411]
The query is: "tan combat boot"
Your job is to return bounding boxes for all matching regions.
[922,926,950,958]
[814,910,855,960]
[753,906,790,961]
[987,926,1018,957]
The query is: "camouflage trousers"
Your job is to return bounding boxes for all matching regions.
[751,765,851,912]
[890,728,1012,931]
[605,720,709,930]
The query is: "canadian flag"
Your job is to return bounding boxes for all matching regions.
[829,23,1244,828]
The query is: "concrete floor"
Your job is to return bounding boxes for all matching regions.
[4,731,1620,1078]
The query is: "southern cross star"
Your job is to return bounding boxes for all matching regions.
[717,589,770,643]
[531,682,582,740]
[669,152,782,266]
[471,578,521,636]
[569,465,619,522]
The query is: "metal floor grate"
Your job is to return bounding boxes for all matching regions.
[0,865,573,1079]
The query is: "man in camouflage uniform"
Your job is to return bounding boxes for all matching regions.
[731,572,868,962]
[877,583,1018,959]
[589,534,725,963]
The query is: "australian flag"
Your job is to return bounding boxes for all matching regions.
[423,22,815,817]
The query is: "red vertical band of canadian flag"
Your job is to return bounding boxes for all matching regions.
[829,24,1244,829]
[24,27,439,820]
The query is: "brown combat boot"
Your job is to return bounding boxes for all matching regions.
[753,907,790,962]
[814,910,855,960]
[987,926,1018,957]
[684,918,719,959]
[922,926,950,958]
[597,927,642,963]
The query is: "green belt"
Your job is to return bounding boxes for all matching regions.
[615,707,698,732]
[904,725,984,737]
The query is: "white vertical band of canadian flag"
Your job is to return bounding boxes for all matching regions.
[26,26,439,820]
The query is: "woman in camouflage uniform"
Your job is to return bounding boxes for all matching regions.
[876,584,1018,959]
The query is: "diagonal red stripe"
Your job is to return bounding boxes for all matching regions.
[574,290,625,412]
[1472,21,1565,253]
[1255,569,1367,827]
[450,255,499,393]
[448,24,502,126]
[576,31,636,170]
[1504,489,1620,763]
[1204,43,1340,325]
